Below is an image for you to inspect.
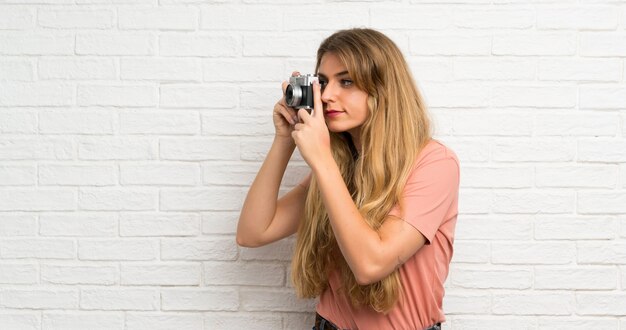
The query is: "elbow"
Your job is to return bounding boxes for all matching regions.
[353,264,385,286]
[235,233,263,248]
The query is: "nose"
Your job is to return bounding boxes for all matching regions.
[320,81,336,104]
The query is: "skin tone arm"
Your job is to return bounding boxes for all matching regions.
[292,81,427,285]
[236,74,312,248]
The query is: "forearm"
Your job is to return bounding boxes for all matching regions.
[312,159,384,283]
[237,136,296,244]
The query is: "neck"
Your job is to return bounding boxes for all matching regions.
[348,128,361,154]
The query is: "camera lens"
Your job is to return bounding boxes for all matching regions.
[285,84,301,107]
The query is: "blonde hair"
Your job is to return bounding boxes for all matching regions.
[290,28,432,313]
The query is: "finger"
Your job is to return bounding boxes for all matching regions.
[292,71,300,77]
[278,107,296,125]
[298,108,311,124]
[313,80,323,119]
[282,80,288,95]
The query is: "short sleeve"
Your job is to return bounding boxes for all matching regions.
[388,146,460,243]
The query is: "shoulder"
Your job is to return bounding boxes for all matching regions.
[413,139,460,172]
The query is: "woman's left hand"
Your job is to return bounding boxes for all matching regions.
[291,80,333,170]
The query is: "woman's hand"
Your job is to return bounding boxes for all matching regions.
[292,80,333,169]
[273,71,300,139]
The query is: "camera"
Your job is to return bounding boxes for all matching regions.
[285,74,318,112]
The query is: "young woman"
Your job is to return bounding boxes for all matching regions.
[237,28,460,330]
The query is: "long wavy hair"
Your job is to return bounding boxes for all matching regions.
[290,28,432,313]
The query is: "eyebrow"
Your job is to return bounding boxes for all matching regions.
[318,70,349,78]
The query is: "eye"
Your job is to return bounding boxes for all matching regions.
[341,79,353,87]
[318,79,328,88]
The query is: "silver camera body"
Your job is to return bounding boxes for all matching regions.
[285,74,318,112]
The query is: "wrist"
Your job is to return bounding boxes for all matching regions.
[273,135,296,148]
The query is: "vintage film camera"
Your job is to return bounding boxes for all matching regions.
[285,74,318,113]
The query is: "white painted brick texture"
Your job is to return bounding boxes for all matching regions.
[0,1,625,329]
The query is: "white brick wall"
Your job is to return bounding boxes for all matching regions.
[0,1,624,329]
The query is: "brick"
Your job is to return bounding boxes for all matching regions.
[576,293,626,315]
[80,288,158,311]
[458,189,491,214]
[79,188,156,211]
[202,212,238,235]
[240,85,282,111]
[160,237,238,260]
[41,263,118,285]
[240,288,315,312]
[492,242,574,265]
[202,113,274,137]
[201,162,263,186]
[492,138,575,162]
[409,34,491,56]
[0,312,39,330]
[450,241,490,263]
[538,58,621,82]
[493,191,574,214]
[453,58,535,81]
[78,137,155,160]
[536,165,618,188]
[283,312,317,330]
[492,85,576,108]
[461,166,532,188]
[120,212,200,237]
[578,192,626,214]
[422,83,490,108]
[493,32,576,55]
[0,238,76,260]
[0,214,37,236]
[119,7,197,30]
[371,6,448,29]
[39,164,116,186]
[239,238,295,261]
[537,6,618,30]
[161,288,239,311]
[159,33,239,57]
[450,266,532,289]
[453,112,532,136]
[0,111,36,133]
[39,213,117,237]
[39,110,114,134]
[121,58,201,82]
[42,312,124,330]
[78,239,157,261]
[580,32,626,56]
[76,33,155,55]
[200,5,281,31]
[449,316,536,330]
[455,215,532,240]
[243,33,321,57]
[203,261,284,286]
[0,188,75,211]
[126,313,202,330]
[577,242,626,264]
[535,216,616,240]
[438,138,489,162]
[160,85,237,108]
[203,58,284,82]
[0,7,34,29]
[0,165,36,185]
[160,187,243,211]
[453,7,533,29]
[203,313,281,330]
[493,293,574,315]
[38,9,114,29]
[120,163,200,185]
[578,138,626,162]
[0,33,74,55]
[0,289,78,309]
[77,84,157,107]
[121,263,200,285]
[120,111,199,135]
[0,82,74,106]
[159,138,239,161]
[579,85,626,110]
[535,113,618,136]
[409,58,453,82]
[38,57,116,80]
[0,59,34,81]
[535,266,617,290]
[0,263,38,284]
[442,290,491,314]
[537,318,617,330]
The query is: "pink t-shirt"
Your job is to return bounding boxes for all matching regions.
[316,139,460,330]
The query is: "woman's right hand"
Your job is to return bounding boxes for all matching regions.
[273,71,300,139]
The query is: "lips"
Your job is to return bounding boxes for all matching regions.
[324,109,343,115]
